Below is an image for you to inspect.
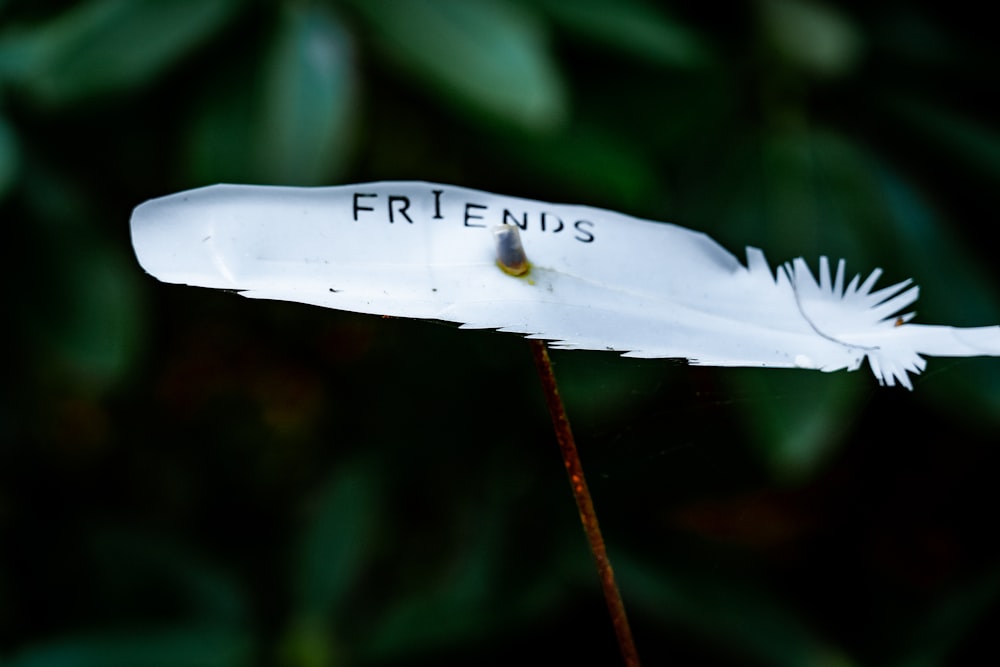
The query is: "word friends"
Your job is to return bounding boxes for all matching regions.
[351,187,596,244]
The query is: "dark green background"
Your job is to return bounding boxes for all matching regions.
[2,1,999,665]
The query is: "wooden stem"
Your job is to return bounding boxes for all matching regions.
[529,340,641,667]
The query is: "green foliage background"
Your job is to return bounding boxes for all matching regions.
[2,1,1000,665]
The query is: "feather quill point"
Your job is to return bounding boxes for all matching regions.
[130,182,1000,390]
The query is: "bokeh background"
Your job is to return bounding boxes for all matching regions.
[3,1,1000,665]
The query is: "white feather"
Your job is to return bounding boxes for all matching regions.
[130,181,1000,389]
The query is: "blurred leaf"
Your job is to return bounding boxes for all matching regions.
[736,128,830,259]
[491,124,658,207]
[537,0,713,68]
[46,243,144,392]
[0,0,239,106]
[711,128,883,266]
[875,165,999,326]
[276,615,342,667]
[759,0,864,77]
[18,170,144,394]
[7,626,252,667]
[0,114,19,199]
[349,0,567,131]
[291,459,381,621]
[875,165,1000,415]
[617,552,855,667]
[548,350,666,431]
[254,5,357,185]
[28,235,144,394]
[360,498,507,661]
[727,368,865,482]
[187,6,357,186]
[888,97,1000,182]
[362,545,495,659]
[875,8,958,67]
[184,70,257,184]
[887,568,1000,667]
[91,531,249,628]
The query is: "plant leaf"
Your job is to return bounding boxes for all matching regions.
[349,0,567,131]
[537,0,713,68]
[0,114,18,199]
[185,6,357,186]
[291,460,381,620]
[728,368,864,482]
[1,0,239,106]
[7,627,251,667]
[616,551,856,667]
[254,5,357,185]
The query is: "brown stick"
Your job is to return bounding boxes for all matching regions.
[528,339,641,667]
